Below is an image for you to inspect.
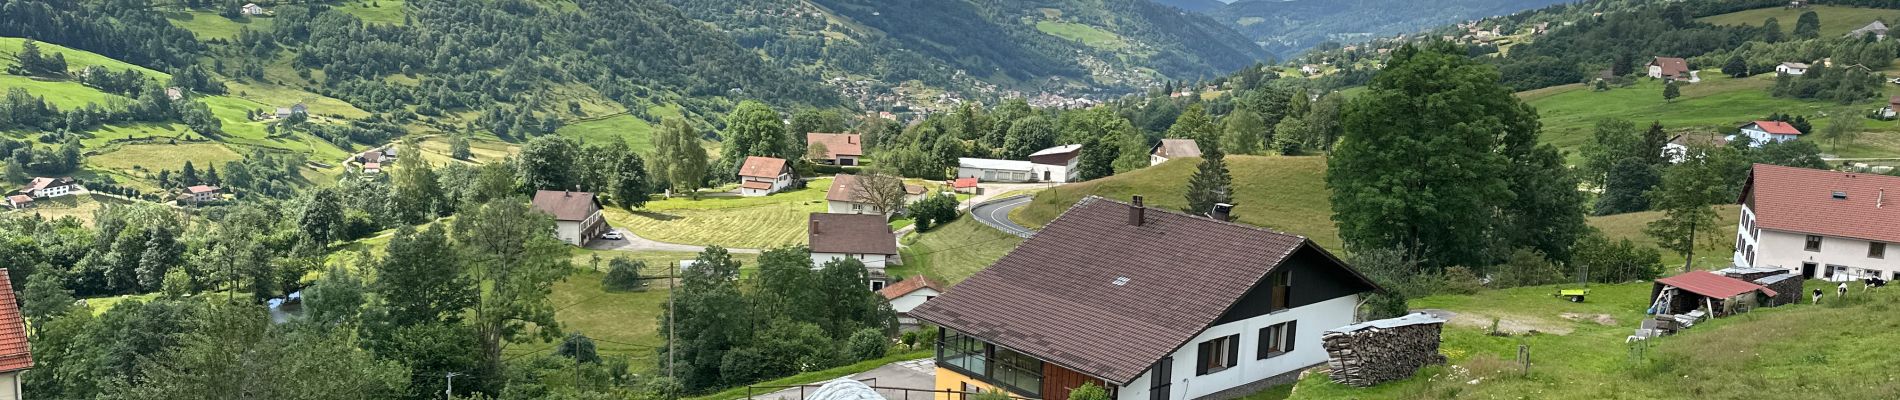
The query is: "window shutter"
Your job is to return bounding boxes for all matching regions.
[1286,321,1298,352]
[1195,342,1210,375]
[1225,336,1239,368]
[1256,327,1269,359]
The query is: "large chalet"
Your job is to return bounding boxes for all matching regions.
[1734,164,1900,281]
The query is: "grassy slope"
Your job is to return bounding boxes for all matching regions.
[1034,21,1126,50]
[1586,205,1743,269]
[335,0,409,25]
[6,193,131,226]
[889,216,1023,284]
[1290,279,1900,399]
[557,114,657,152]
[1700,5,1900,38]
[1016,155,1343,249]
[602,179,834,249]
[163,10,274,41]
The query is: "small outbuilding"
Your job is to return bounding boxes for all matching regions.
[1716,265,1801,306]
[1650,270,1778,317]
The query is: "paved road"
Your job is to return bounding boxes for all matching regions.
[584,228,761,254]
[970,195,1036,238]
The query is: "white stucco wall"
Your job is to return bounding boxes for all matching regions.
[889,287,942,314]
[957,167,1033,183]
[0,371,21,400]
[1114,294,1361,400]
[1738,205,1899,280]
[828,200,876,215]
[555,220,583,246]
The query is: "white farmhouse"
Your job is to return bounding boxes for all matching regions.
[1775,62,1809,76]
[913,196,1379,400]
[531,190,607,246]
[824,174,926,215]
[736,156,794,197]
[956,158,1035,183]
[14,177,79,199]
[1734,164,1900,281]
[1150,138,1203,166]
[1027,144,1082,183]
[1732,120,1803,147]
[808,213,899,290]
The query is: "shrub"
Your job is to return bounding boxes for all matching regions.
[846,328,889,361]
[557,333,600,364]
[1068,382,1110,400]
[602,257,645,292]
[1441,267,1484,295]
[1491,248,1567,288]
[907,193,960,231]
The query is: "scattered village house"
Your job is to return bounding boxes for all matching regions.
[737,156,794,197]
[4,195,30,210]
[0,269,33,400]
[240,2,265,15]
[179,185,222,204]
[954,144,1081,184]
[912,196,1380,400]
[1732,120,1803,147]
[806,133,864,166]
[1882,96,1900,118]
[1662,132,1729,163]
[878,275,945,327]
[1774,62,1809,76]
[825,174,926,215]
[1734,164,1900,281]
[274,103,308,119]
[14,177,80,199]
[1646,57,1699,83]
[1150,138,1203,166]
[950,177,979,194]
[807,213,899,290]
[1848,20,1889,40]
[531,190,608,246]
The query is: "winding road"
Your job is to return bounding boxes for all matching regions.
[969,195,1036,238]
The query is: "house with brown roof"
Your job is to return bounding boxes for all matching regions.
[825,174,927,215]
[1027,144,1083,183]
[1662,132,1730,163]
[4,195,30,210]
[0,269,33,399]
[879,275,945,326]
[1735,164,1900,281]
[1150,138,1202,166]
[180,185,222,204]
[912,196,1379,400]
[1647,57,1698,82]
[531,190,608,246]
[737,156,793,197]
[806,133,864,166]
[808,213,899,290]
[1735,120,1803,147]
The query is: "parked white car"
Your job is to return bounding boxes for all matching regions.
[600,231,624,240]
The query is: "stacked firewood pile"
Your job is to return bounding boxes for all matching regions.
[1322,313,1448,387]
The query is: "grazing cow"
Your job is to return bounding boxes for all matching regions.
[1812,289,1825,304]
[1838,282,1850,298]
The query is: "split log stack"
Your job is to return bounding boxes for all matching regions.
[1322,313,1447,387]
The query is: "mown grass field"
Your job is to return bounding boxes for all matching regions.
[1288,279,1900,399]
[1521,73,1900,162]
[86,142,246,175]
[602,180,833,249]
[556,114,658,151]
[1015,155,1344,249]
[1699,5,1900,38]
[1034,21,1126,50]
[163,10,274,41]
[889,216,1022,284]
[7,193,131,226]
[336,0,409,25]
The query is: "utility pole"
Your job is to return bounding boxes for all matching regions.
[667,261,677,381]
[445,372,461,399]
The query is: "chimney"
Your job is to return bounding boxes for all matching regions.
[848,135,857,144]
[1129,195,1146,226]
[1211,203,1234,222]
[810,219,820,235]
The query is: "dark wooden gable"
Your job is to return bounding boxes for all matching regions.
[1214,244,1377,325]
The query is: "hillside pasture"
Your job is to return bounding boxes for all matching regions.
[1015,155,1343,249]
[7,193,132,226]
[1522,73,1900,161]
[1700,5,1900,38]
[336,0,409,25]
[0,37,171,79]
[602,179,834,249]
[163,10,274,41]
[87,142,245,175]
[1035,21,1127,50]
[556,114,657,152]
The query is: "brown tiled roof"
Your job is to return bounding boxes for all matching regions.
[1667,133,1729,148]
[0,269,32,373]
[909,196,1377,385]
[738,156,789,178]
[905,184,927,195]
[530,190,601,221]
[6,195,30,205]
[21,177,76,193]
[1743,164,1900,244]
[826,174,924,202]
[1747,121,1803,136]
[1651,57,1689,77]
[1150,138,1201,159]
[808,213,898,255]
[879,275,946,300]
[807,133,864,158]
[1658,270,1777,298]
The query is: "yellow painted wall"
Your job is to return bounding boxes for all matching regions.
[934,367,1029,400]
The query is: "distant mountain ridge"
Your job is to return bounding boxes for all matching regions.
[1203,0,1573,57]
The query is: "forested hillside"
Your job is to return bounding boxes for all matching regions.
[670,0,1267,107]
[1204,0,1571,57]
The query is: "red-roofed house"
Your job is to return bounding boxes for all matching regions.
[806,133,864,166]
[737,156,793,197]
[182,185,222,204]
[878,275,945,326]
[1882,96,1900,118]
[1736,121,1803,146]
[14,177,79,199]
[951,177,978,194]
[1734,164,1900,281]
[0,269,33,398]
[1647,57,1698,82]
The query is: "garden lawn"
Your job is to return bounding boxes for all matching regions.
[889,216,1022,285]
[1288,280,1900,399]
[567,249,761,277]
[1699,5,1900,38]
[602,180,833,249]
[504,267,668,372]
